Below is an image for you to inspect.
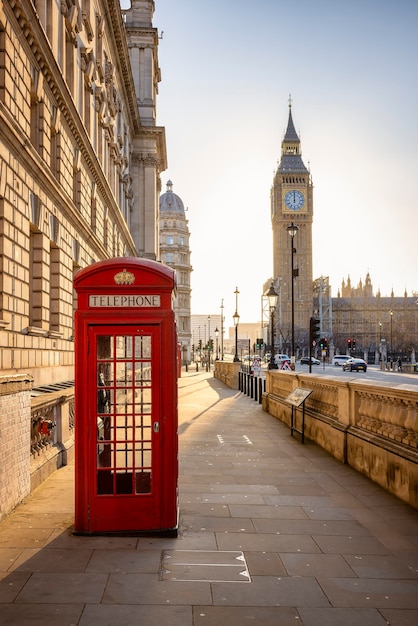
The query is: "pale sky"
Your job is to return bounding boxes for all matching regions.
[122,0,418,326]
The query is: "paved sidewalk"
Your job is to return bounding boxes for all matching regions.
[0,370,417,625]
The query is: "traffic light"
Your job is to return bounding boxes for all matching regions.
[209,338,214,351]
[256,338,264,348]
[198,339,202,350]
[310,317,320,345]
[347,338,352,350]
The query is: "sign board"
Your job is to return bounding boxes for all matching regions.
[285,387,313,407]
[89,295,161,308]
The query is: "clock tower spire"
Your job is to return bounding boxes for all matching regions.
[270,101,314,353]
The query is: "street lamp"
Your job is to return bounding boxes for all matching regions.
[215,327,219,360]
[267,281,279,369]
[233,287,240,362]
[207,315,211,371]
[389,310,393,360]
[220,299,224,360]
[287,222,299,365]
[379,321,382,361]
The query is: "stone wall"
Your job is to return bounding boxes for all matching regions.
[0,373,75,521]
[262,370,418,509]
[213,361,241,390]
[0,375,33,521]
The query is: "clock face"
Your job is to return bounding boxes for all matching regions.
[284,190,305,211]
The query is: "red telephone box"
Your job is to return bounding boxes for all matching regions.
[73,257,178,535]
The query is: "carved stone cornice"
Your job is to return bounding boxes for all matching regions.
[4,0,137,250]
[132,153,160,168]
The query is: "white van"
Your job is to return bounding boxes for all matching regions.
[273,354,292,369]
[332,355,350,366]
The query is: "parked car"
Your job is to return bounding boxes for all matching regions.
[300,356,320,365]
[332,355,350,366]
[342,358,367,372]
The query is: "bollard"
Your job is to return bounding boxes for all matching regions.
[254,376,258,402]
[258,377,263,404]
[196,362,199,372]
[250,375,254,399]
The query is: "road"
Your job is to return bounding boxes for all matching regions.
[295,362,418,386]
[212,354,418,387]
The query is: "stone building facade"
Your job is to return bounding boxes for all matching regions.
[0,0,166,517]
[159,181,192,362]
[329,274,418,362]
[0,0,165,387]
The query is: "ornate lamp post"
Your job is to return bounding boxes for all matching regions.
[267,281,279,369]
[220,299,224,360]
[207,315,211,371]
[379,321,382,362]
[287,222,299,366]
[215,327,219,360]
[389,310,393,361]
[233,287,240,362]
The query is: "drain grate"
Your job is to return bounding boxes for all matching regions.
[217,434,253,446]
[159,550,251,582]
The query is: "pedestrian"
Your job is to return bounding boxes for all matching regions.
[397,356,402,372]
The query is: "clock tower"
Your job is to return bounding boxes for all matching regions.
[270,100,313,351]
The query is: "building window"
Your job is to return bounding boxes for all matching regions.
[29,230,49,330]
[166,235,174,245]
[50,244,60,332]
[166,253,174,263]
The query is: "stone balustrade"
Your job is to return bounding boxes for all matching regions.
[213,360,241,389]
[262,370,418,508]
[30,388,75,491]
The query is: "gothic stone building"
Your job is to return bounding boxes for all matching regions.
[269,101,314,353]
[269,104,417,361]
[329,274,418,362]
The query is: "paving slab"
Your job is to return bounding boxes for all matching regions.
[0,369,417,625]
